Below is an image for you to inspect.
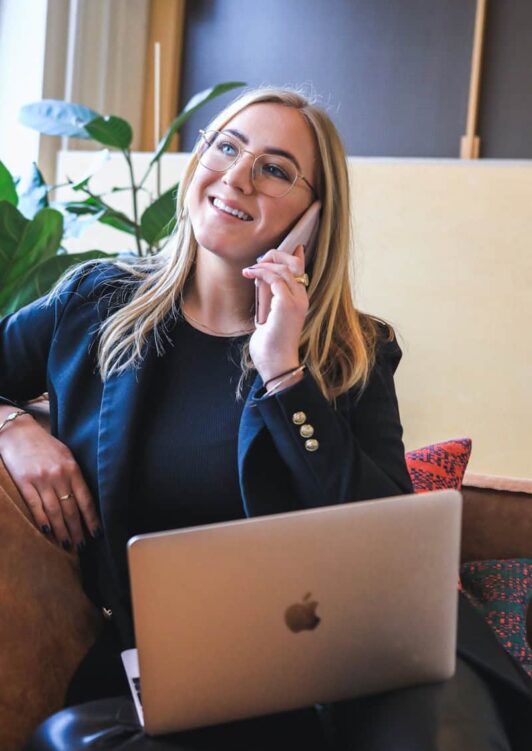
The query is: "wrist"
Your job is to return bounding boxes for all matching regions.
[265,369,305,397]
[256,360,300,386]
[0,410,34,446]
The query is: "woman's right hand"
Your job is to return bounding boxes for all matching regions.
[0,408,101,550]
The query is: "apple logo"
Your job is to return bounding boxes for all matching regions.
[284,592,321,633]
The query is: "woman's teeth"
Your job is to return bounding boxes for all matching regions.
[212,198,252,221]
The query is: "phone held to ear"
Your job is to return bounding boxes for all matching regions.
[255,200,322,325]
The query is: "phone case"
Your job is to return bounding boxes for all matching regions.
[255,200,321,325]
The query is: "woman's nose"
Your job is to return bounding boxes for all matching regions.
[222,153,255,194]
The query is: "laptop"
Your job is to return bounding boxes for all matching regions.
[122,489,462,735]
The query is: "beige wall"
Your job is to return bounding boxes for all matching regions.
[58,153,532,480]
[351,159,532,480]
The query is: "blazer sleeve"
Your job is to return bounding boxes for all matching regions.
[0,296,59,408]
[251,334,413,507]
[0,262,115,408]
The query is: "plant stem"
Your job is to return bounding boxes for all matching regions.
[123,149,143,257]
[139,160,154,190]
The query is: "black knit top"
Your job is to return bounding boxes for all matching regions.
[131,317,250,535]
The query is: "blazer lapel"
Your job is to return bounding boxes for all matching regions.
[97,345,158,618]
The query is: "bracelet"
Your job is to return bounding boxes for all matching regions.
[264,365,304,389]
[0,409,29,434]
[264,365,306,397]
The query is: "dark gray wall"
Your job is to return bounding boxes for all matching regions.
[179,0,475,156]
[478,0,532,158]
[179,0,532,159]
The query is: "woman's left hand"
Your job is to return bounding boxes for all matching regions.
[242,244,308,385]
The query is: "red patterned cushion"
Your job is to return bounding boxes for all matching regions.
[406,439,472,493]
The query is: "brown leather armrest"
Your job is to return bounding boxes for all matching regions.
[461,486,532,562]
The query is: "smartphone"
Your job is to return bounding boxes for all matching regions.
[255,200,322,325]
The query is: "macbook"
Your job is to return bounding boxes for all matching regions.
[123,489,462,734]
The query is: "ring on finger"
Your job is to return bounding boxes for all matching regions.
[294,273,310,287]
[58,492,74,502]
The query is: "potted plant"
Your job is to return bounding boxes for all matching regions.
[0,82,245,318]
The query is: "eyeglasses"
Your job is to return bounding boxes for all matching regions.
[197,129,316,199]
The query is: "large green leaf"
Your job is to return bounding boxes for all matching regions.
[98,212,138,236]
[85,116,133,150]
[0,201,28,267]
[0,162,18,206]
[151,82,246,165]
[2,251,114,316]
[140,183,178,245]
[19,100,100,138]
[17,163,49,219]
[62,197,137,236]
[5,208,64,288]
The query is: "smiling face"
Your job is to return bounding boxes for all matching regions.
[186,102,318,266]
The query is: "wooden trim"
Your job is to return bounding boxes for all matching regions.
[460,0,488,159]
[140,0,187,152]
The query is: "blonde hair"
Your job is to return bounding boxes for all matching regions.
[93,87,385,400]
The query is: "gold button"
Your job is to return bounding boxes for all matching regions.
[299,423,314,438]
[292,411,306,425]
[305,438,319,452]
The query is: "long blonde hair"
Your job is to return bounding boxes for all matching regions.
[95,87,384,400]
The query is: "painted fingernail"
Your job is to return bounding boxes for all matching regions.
[256,254,265,261]
[62,539,72,550]
[91,526,103,540]
[41,524,51,535]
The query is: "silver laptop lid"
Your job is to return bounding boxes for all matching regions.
[128,489,462,735]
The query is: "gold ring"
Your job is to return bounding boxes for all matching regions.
[58,493,74,502]
[294,273,310,287]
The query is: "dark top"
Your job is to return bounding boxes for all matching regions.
[131,319,248,534]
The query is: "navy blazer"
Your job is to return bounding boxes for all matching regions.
[0,264,411,634]
[1,264,531,709]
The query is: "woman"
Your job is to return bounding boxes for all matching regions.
[0,88,530,750]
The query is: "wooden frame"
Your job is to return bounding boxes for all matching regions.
[140,0,187,152]
[460,0,488,159]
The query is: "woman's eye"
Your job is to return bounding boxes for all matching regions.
[263,163,290,181]
[217,140,238,157]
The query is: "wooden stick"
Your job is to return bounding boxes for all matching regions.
[461,0,488,159]
[154,41,162,196]
[153,41,161,150]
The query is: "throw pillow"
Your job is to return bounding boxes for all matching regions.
[406,438,472,493]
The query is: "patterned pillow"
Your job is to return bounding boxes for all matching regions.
[405,438,472,493]
[460,559,532,677]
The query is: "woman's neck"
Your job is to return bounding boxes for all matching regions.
[182,248,255,335]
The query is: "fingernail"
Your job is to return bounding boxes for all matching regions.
[91,526,103,540]
[256,254,265,261]
[62,539,72,550]
[76,541,86,554]
[41,524,51,535]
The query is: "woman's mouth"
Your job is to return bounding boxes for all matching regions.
[211,197,253,222]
